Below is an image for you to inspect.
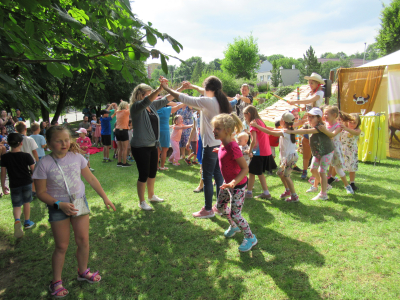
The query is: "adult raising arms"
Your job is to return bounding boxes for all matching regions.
[159,76,232,218]
[130,82,184,211]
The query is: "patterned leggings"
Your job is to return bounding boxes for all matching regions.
[217,183,253,238]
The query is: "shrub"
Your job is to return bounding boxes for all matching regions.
[255,96,279,112]
[195,70,240,96]
[275,86,295,97]
[253,99,259,106]
[257,81,269,92]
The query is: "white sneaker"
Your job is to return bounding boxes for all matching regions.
[311,193,329,201]
[345,185,354,194]
[327,184,332,191]
[148,195,164,202]
[306,186,318,193]
[89,168,95,172]
[139,201,153,210]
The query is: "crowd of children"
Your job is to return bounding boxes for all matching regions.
[0,72,365,297]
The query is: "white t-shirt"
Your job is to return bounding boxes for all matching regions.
[306,90,324,111]
[279,130,296,162]
[21,135,38,161]
[179,94,221,147]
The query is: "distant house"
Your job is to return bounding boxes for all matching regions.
[317,58,370,68]
[256,60,273,83]
[280,67,300,86]
[146,63,161,79]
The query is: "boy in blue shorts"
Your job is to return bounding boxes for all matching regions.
[1,133,36,238]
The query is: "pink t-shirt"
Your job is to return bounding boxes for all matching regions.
[218,141,247,186]
[249,119,271,156]
[170,125,183,142]
[32,152,88,203]
[76,137,92,154]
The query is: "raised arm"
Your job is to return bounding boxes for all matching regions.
[340,124,361,136]
[288,94,320,105]
[170,103,186,114]
[285,127,319,135]
[317,124,340,138]
[249,121,283,137]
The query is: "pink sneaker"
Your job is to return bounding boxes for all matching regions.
[280,190,291,199]
[212,205,222,216]
[192,207,215,218]
[285,195,299,202]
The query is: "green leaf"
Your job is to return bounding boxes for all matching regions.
[0,73,16,86]
[25,20,34,37]
[9,13,17,24]
[59,64,73,78]
[17,0,38,12]
[105,55,123,70]
[81,26,108,48]
[146,29,157,46]
[160,54,168,74]
[70,54,80,68]
[119,18,134,27]
[77,54,88,69]
[121,65,134,83]
[52,5,84,30]
[128,47,135,60]
[47,62,64,78]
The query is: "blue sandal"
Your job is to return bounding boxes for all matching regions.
[49,280,68,298]
[77,268,101,283]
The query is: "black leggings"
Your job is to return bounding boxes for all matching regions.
[131,146,158,182]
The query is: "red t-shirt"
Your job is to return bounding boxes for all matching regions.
[218,141,247,186]
[269,135,279,147]
[249,119,272,156]
[76,137,92,154]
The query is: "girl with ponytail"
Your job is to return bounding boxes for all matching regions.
[250,112,300,202]
[211,113,257,252]
[159,76,231,218]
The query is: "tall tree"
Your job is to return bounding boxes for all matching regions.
[299,46,322,80]
[174,56,204,82]
[266,54,285,62]
[221,34,260,79]
[376,0,400,55]
[270,60,282,87]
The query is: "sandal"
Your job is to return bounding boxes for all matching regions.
[193,187,203,193]
[49,280,68,298]
[77,268,101,283]
[159,167,169,170]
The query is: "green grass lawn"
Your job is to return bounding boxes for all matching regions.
[1,149,400,299]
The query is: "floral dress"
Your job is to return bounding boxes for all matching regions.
[341,131,359,172]
[177,106,193,148]
[328,122,345,169]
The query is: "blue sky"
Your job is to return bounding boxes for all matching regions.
[130,0,390,65]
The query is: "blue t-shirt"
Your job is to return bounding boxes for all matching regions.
[157,107,172,131]
[30,134,46,157]
[100,116,112,135]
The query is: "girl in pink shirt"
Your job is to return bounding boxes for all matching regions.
[212,113,257,252]
[169,115,193,166]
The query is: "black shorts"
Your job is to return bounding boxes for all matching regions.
[101,134,111,146]
[190,141,197,155]
[115,129,129,141]
[248,155,277,175]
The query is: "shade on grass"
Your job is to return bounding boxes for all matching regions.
[0,149,400,299]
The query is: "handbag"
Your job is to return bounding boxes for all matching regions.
[51,156,90,217]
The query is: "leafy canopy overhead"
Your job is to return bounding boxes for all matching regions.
[376,0,400,55]
[0,0,183,82]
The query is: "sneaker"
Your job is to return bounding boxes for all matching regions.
[148,195,164,202]
[245,191,253,198]
[192,161,199,165]
[184,158,192,165]
[14,221,24,238]
[350,182,358,191]
[334,176,340,182]
[285,195,299,203]
[212,205,222,216]
[306,186,318,193]
[301,171,307,180]
[280,190,291,199]
[24,220,35,229]
[255,193,272,199]
[122,163,132,167]
[192,207,215,218]
[107,159,113,162]
[311,193,329,201]
[238,235,258,252]
[117,162,123,167]
[224,225,240,238]
[139,201,153,210]
[327,177,335,185]
[293,166,302,173]
[102,159,108,163]
[345,185,354,194]
[327,184,333,191]
[89,168,95,172]
[172,163,180,166]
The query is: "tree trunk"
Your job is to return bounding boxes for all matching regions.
[52,81,70,125]
[39,90,50,122]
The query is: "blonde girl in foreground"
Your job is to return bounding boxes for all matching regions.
[33,126,116,298]
[212,113,257,252]
[250,112,299,202]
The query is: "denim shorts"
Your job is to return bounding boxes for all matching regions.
[47,195,89,223]
[10,184,33,207]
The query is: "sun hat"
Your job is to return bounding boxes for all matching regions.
[281,112,295,123]
[307,108,323,117]
[304,73,325,85]
[76,128,87,134]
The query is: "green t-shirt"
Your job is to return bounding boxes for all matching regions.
[310,125,334,157]
[109,109,117,141]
